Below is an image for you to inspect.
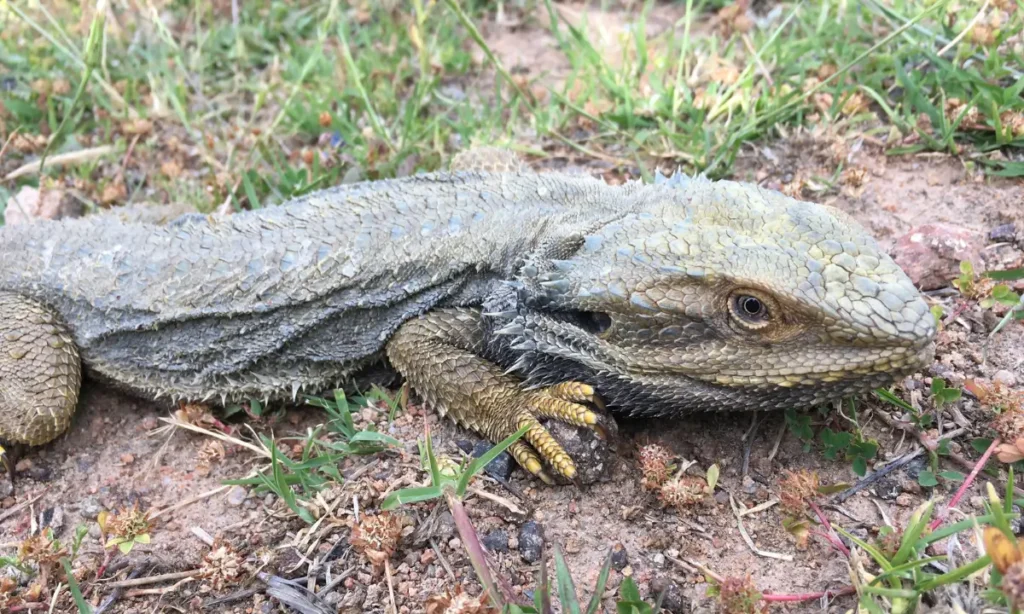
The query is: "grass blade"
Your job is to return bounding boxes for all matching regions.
[584,551,614,614]
[455,424,530,497]
[62,557,92,614]
[553,545,581,614]
[380,486,443,510]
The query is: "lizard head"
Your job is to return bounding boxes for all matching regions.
[501,175,937,415]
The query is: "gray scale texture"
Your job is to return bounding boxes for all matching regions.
[0,151,936,473]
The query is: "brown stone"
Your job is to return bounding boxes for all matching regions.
[892,223,987,290]
[5,186,82,225]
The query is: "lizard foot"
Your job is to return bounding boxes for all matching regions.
[496,381,613,485]
[387,308,618,486]
[0,292,82,447]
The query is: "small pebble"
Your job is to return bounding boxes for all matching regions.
[448,537,461,551]
[226,486,248,506]
[988,223,1017,243]
[896,493,915,507]
[78,497,102,518]
[610,543,628,571]
[24,466,52,482]
[471,441,514,481]
[652,552,665,567]
[518,521,544,563]
[872,476,900,500]
[482,529,509,554]
[650,575,687,613]
[37,506,63,533]
[994,370,1018,387]
[901,457,928,482]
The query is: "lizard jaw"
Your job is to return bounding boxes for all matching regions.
[496,309,936,416]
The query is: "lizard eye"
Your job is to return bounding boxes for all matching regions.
[729,292,771,328]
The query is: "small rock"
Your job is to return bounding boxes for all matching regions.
[610,543,628,571]
[14,458,33,472]
[4,186,83,226]
[471,441,514,482]
[994,370,1018,387]
[652,552,665,567]
[482,529,509,554]
[455,440,474,455]
[902,456,929,482]
[120,453,135,465]
[36,506,63,533]
[565,537,582,554]
[78,497,102,519]
[518,521,544,563]
[892,223,986,290]
[741,475,757,495]
[872,476,901,500]
[927,538,949,557]
[410,509,455,547]
[24,466,51,482]
[226,486,248,506]
[448,537,461,551]
[896,493,915,507]
[989,223,1017,244]
[650,575,687,613]
[542,419,615,485]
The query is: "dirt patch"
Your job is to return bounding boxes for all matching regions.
[479,1,694,89]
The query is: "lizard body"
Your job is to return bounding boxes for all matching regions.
[0,149,936,482]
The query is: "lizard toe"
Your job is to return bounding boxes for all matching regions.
[507,441,556,485]
[515,413,578,481]
[529,382,615,441]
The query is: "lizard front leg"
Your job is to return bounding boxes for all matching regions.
[386,307,608,484]
[0,292,82,468]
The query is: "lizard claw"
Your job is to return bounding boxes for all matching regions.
[505,381,614,483]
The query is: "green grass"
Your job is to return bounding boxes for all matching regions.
[1,0,1022,218]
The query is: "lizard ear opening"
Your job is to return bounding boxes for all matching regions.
[570,311,613,336]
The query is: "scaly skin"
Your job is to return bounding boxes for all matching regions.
[0,148,936,482]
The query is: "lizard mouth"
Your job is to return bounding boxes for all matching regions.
[497,310,937,416]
